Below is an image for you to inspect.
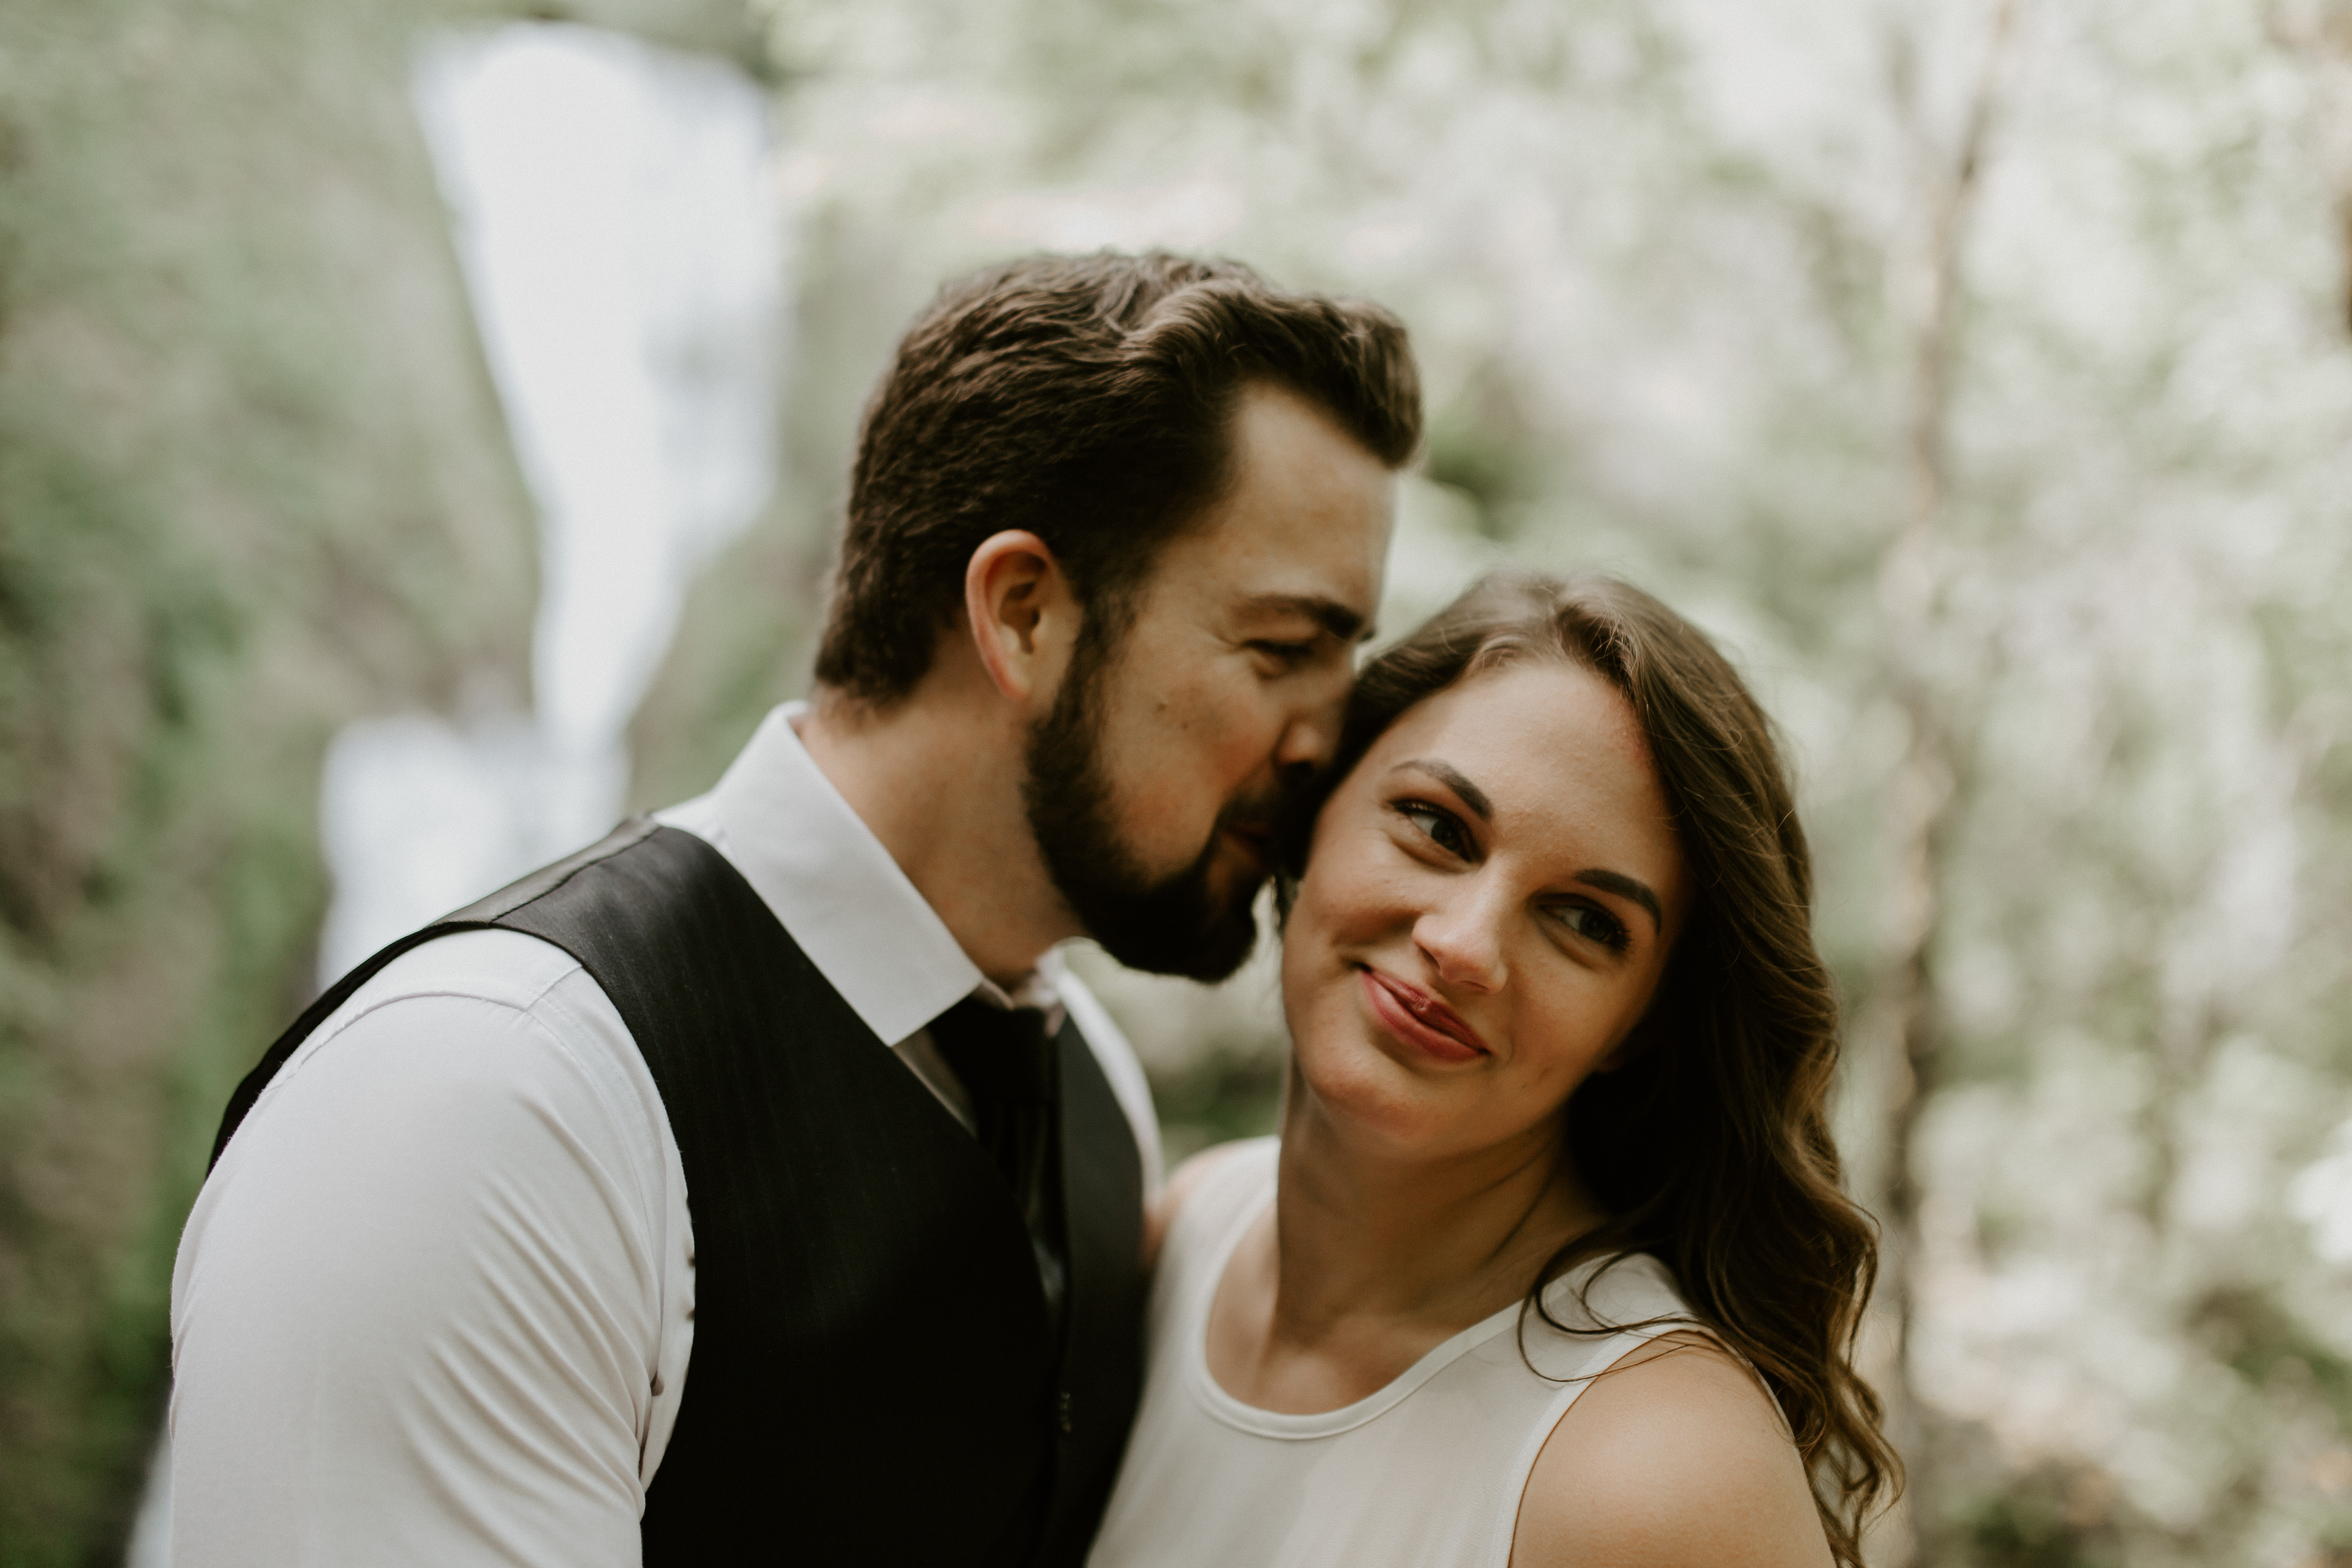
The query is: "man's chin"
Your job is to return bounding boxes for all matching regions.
[1097,909,1260,983]
[1085,872,1264,982]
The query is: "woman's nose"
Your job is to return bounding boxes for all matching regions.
[1413,883,1507,993]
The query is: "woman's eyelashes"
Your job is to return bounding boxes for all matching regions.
[1392,797,1638,956]
[1548,900,1632,954]
[1393,799,1475,859]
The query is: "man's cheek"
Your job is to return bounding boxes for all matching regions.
[1117,768,1214,848]
[1198,700,1287,785]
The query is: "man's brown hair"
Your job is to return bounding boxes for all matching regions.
[813,251,1423,705]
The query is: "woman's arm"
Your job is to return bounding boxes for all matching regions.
[1510,1335,1834,1568]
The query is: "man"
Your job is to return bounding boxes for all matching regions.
[169,251,1419,1566]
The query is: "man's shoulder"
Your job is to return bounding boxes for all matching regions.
[247,927,642,1131]
[328,926,595,1031]
[206,931,677,1278]
[172,934,682,1568]
[290,927,665,1147]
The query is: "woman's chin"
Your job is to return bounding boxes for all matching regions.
[1293,1043,1477,1155]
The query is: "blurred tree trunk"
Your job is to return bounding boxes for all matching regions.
[1871,0,2021,1555]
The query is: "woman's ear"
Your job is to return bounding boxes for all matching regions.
[964,530,1079,705]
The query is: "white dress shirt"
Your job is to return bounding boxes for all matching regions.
[168,703,1161,1568]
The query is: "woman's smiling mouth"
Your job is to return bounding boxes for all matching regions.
[1357,966,1489,1062]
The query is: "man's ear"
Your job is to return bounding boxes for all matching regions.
[964,530,1078,705]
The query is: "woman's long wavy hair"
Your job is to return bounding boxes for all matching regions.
[1281,570,1898,1564]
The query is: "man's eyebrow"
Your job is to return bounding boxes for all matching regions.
[1395,759,1492,822]
[1575,870,1664,934]
[1240,593,1371,644]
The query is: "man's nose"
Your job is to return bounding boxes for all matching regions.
[1272,675,1349,775]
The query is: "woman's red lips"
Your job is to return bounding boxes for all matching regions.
[1359,968,1488,1062]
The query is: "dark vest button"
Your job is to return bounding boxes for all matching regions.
[1056,1390,1073,1435]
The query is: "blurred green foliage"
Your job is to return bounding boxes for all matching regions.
[0,0,551,1557]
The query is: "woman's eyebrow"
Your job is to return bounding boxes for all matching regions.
[1390,762,1663,929]
[1575,869,1663,933]
[1394,759,1492,821]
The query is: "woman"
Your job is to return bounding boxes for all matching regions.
[1088,572,1897,1568]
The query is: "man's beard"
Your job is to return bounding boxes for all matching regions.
[1022,644,1281,982]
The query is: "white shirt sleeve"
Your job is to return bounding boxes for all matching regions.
[167,931,693,1568]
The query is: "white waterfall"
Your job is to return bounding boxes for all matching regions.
[318,21,784,982]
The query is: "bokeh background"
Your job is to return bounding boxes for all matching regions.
[7,0,2352,1562]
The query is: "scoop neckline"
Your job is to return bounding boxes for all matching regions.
[1184,1149,1607,1442]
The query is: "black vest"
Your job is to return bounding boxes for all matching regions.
[210,820,1148,1566]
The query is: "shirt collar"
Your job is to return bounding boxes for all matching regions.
[662,702,1051,1045]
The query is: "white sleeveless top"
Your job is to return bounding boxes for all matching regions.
[1087,1139,1696,1568]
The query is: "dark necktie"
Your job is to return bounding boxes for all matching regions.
[928,995,1067,1327]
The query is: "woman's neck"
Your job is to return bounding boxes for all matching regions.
[1276,1095,1601,1332]
[1205,1082,1609,1414]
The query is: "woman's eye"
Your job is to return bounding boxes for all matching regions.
[1396,802,1472,859]
[1551,901,1631,953]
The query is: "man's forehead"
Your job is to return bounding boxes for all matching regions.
[1138,385,1397,626]
[1149,527,1388,637]
[1168,482,1395,611]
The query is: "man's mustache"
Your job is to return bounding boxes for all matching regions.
[1214,779,1302,842]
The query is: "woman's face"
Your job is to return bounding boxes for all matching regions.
[1281,658,1688,1163]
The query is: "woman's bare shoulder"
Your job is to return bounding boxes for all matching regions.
[1143,1138,1267,1269]
[1510,1334,1833,1568]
